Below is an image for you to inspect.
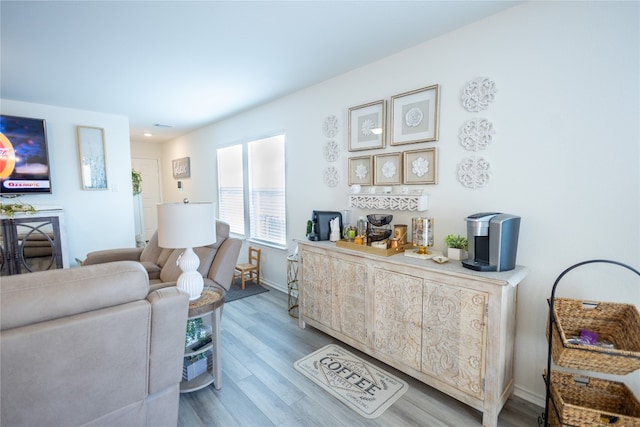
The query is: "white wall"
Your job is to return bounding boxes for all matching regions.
[159,1,639,404]
[0,100,136,262]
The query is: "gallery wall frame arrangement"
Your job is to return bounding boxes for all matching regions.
[172,157,191,179]
[403,147,437,185]
[348,100,386,152]
[373,152,402,186]
[348,155,373,186]
[77,125,108,190]
[390,84,440,146]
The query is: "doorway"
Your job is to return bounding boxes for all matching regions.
[131,157,162,242]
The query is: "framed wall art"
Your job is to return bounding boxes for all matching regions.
[348,156,373,185]
[348,100,386,151]
[374,153,402,185]
[77,125,108,190]
[390,84,440,146]
[403,148,437,185]
[172,157,191,179]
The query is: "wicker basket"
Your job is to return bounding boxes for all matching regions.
[546,370,640,427]
[548,298,640,375]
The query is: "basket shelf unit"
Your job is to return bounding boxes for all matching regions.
[541,259,640,427]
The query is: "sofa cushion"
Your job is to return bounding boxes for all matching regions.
[1,301,150,426]
[159,247,217,283]
[140,232,163,263]
[141,261,162,280]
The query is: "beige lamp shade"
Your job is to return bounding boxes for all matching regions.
[157,201,216,249]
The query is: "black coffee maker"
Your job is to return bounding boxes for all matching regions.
[462,212,521,272]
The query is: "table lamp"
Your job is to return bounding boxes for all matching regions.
[157,200,216,300]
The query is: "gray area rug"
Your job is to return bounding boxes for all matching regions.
[226,278,269,302]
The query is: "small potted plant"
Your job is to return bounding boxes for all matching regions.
[131,169,142,195]
[444,234,468,261]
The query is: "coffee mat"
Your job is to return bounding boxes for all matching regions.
[294,344,408,419]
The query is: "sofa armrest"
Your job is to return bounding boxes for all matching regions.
[207,237,241,291]
[146,286,189,394]
[83,247,144,265]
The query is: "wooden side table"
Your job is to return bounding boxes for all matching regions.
[180,287,224,393]
[287,254,299,318]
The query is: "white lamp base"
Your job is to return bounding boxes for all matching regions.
[176,247,204,300]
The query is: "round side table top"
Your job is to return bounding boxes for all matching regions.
[188,287,225,317]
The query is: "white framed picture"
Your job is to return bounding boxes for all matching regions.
[390,84,439,146]
[348,156,373,185]
[403,148,437,185]
[348,100,386,151]
[374,153,402,185]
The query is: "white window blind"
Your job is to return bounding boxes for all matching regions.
[217,134,287,247]
[217,145,245,235]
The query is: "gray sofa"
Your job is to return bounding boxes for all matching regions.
[1,261,189,427]
[83,220,241,293]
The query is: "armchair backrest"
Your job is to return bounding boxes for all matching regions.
[142,220,240,291]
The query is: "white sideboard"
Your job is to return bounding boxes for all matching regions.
[296,240,528,427]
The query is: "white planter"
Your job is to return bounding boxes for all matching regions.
[447,248,468,261]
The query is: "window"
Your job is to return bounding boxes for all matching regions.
[217,134,286,248]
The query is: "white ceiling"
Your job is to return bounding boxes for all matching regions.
[1,1,519,143]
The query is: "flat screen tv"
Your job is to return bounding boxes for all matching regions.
[0,114,52,195]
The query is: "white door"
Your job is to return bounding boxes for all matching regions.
[132,157,161,242]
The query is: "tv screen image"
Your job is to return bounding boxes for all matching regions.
[0,114,52,195]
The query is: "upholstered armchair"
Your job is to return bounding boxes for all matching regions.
[83,220,241,293]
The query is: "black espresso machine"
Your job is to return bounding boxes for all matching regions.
[307,210,342,241]
[462,212,521,272]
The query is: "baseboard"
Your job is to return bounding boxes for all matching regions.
[259,278,287,294]
[513,384,545,408]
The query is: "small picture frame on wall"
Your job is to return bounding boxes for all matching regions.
[348,100,386,151]
[77,125,108,190]
[390,84,440,146]
[172,157,191,179]
[403,148,437,185]
[348,156,373,185]
[374,153,402,185]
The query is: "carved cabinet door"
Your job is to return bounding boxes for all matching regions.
[330,257,367,344]
[300,250,332,327]
[421,281,487,399]
[372,268,423,371]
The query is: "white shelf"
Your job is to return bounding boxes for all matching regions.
[349,194,429,211]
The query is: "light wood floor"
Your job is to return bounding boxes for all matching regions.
[178,289,543,426]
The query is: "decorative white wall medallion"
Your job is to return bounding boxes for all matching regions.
[324,140,340,162]
[381,161,397,178]
[361,118,375,136]
[322,115,339,138]
[461,77,496,112]
[411,156,429,177]
[458,156,491,188]
[355,163,368,180]
[459,118,495,151]
[324,166,340,187]
[405,107,424,127]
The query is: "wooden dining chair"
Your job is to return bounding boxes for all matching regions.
[233,246,261,290]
